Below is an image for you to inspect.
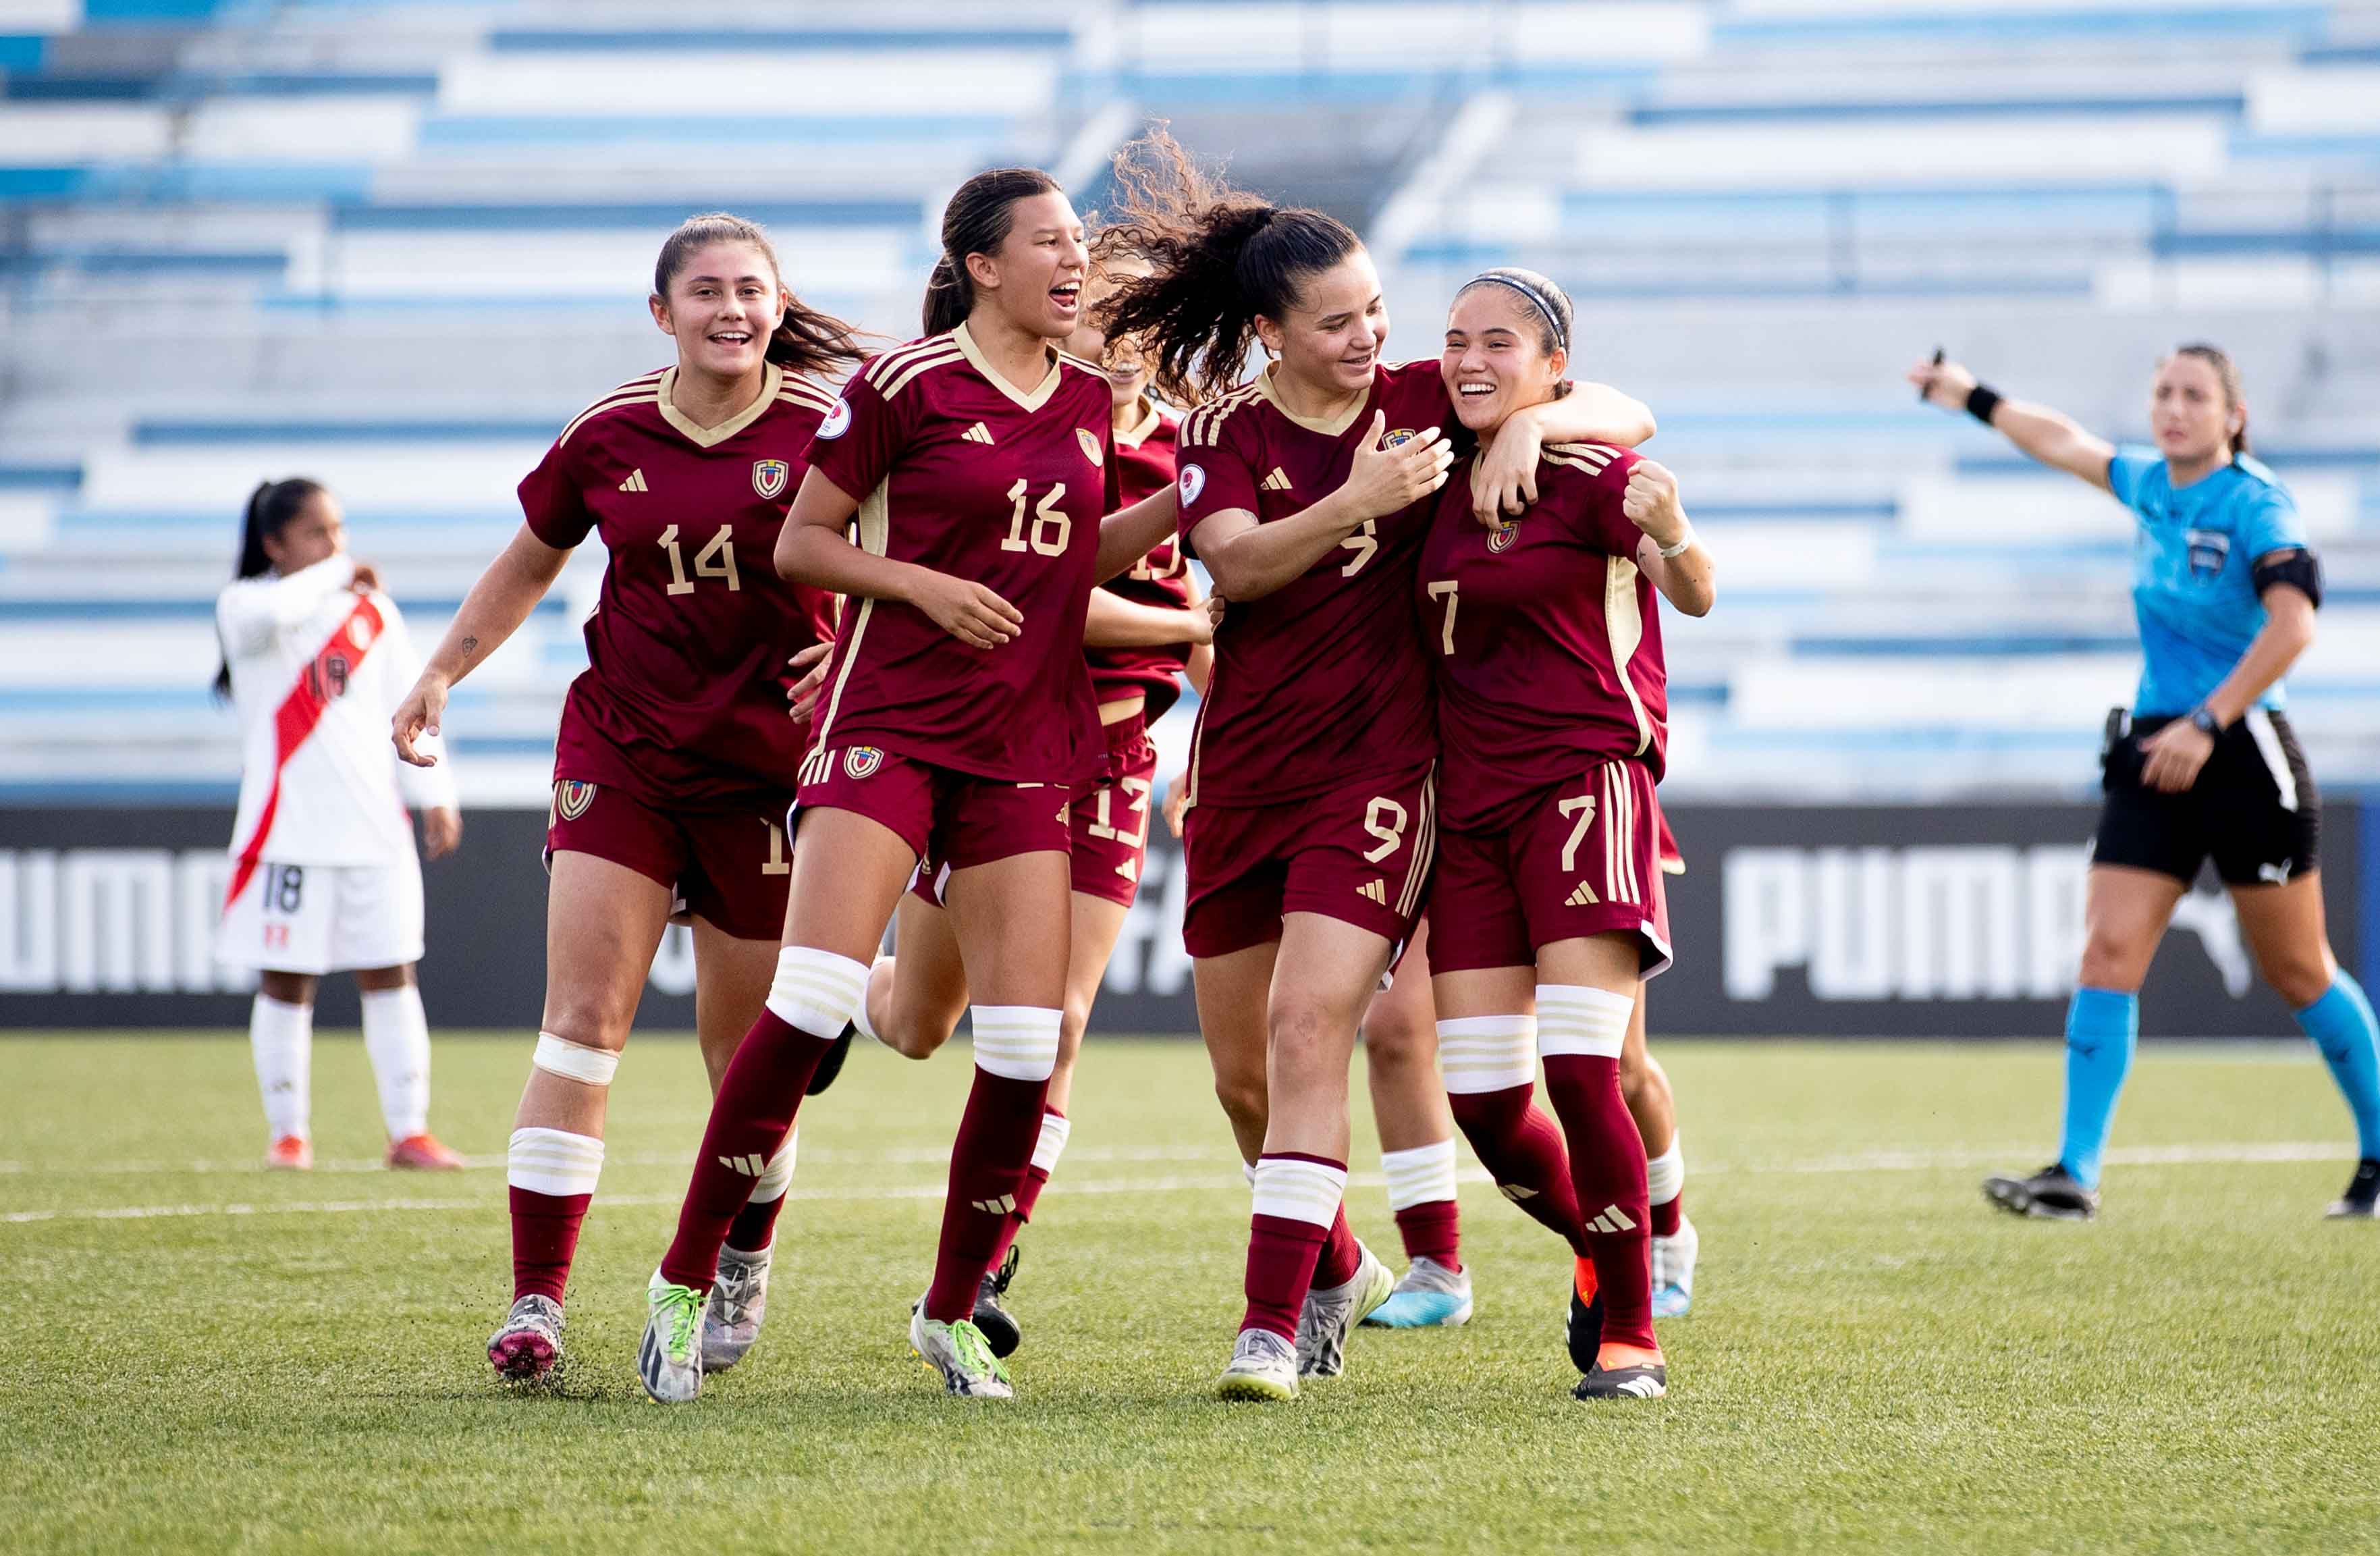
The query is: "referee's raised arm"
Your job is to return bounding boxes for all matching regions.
[1909,354,2117,493]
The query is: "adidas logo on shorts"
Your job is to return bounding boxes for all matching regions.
[1565,882,1599,907]
[1358,880,1387,905]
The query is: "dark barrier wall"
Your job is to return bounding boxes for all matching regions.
[0,801,2367,1036]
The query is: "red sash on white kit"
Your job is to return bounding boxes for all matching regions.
[223,592,387,908]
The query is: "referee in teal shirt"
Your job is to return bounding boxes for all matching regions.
[1913,344,2379,1222]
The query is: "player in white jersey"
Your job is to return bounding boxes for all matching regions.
[214,479,466,1171]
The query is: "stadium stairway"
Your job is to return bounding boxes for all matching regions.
[3,0,2377,803]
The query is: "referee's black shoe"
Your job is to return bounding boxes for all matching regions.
[1982,1164,2099,1221]
[805,1023,855,1095]
[2325,1158,2380,1220]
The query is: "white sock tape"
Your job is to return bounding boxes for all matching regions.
[851,955,893,1044]
[749,1130,798,1204]
[532,1031,618,1087]
[1031,1111,1071,1175]
[765,946,870,1037]
[1249,1154,1346,1229]
[1437,1013,1536,1094]
[508,1126,604,1197]
[971,1005,1060,1083]
[1646,1136,1684,1207]
[1537,984,1633,1059]
[1380,1139,1459,1211]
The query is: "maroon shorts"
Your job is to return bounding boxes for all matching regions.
[1181,761,1436,959]
[908,716,1156,909]
[1427,759,1673,978]
[802,743,1073,894]
[545,777,792,942]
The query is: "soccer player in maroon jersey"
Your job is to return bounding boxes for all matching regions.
[389,213,862,1385]
[853,262,1213,1359]
[1417,268,1714,1401]
[1096,133,1657,1399]
[637,169,1183,1403]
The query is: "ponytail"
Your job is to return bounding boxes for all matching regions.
[215,477,326,699]
[652,211,868,377]
[923,167,1063,336]
[1095,126,1361,404]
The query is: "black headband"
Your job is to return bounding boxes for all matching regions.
[1466,272,1569,352]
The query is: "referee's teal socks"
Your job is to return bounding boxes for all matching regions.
[2057,988,2138,1190]
[2295,971,2380,1160]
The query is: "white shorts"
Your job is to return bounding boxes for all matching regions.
[216,858,425,975]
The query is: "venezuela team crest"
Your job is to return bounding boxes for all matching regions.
[1077,427,1104,466]
[1488,524,1520,554]
[553,780,597,822]
[843,747,885,780]
[752,458,790,500]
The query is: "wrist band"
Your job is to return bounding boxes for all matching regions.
[1658,527,1694,559]
[1965,383,2002,425]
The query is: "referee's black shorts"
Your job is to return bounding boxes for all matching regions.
[2092,706,2319,886]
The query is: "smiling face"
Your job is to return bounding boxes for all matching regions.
[1256,248,1387,400]
[260,489,346,575]
[1064,271,1150,412]
[2151,351,2241,465]
[967,189,1089,343]
[1440,285,1567,437]
[650,240,788,381]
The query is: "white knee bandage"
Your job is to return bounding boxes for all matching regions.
[1537,985,1632,1058]
[971,1005,1060,1083]
[1437,1014,1537,1094]
[508,1127,604,1197]
[532,1031,619,1087]
[765,946,871,1036]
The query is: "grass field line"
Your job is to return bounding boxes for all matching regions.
[3,1140,2355,1226]
[0,1143,1219,1178]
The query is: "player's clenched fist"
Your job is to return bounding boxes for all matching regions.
[913,570,1023,651]
[1341,410,1455,522]
[1621,460,1687,548]
[391,673,447,768]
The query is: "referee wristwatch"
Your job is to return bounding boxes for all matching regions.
[2188,706,2225,739]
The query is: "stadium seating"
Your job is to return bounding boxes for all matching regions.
[3,0,2377,803]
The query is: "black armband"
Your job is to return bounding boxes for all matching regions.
[2252,547,2323,609]
[1964,384,2003,426]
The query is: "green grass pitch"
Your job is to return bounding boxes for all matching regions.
[1,1032,2373,1553]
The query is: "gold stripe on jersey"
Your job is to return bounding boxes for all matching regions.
[863,332,961,381]
[880,346,966,405]
[1395,768,1438,919]
[810,479,894,748]
[558,370,668,446]
[1056,348,1106,378]
[775,375,840,412]
[1603,556,1653,758]
[656,363,783,449]
[953,321,1062,413]
[862,336,963,392]
[1542,441,1625,477]
[1182,383,1261,449]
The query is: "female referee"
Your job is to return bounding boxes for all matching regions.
[1913,345,2379,1222]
